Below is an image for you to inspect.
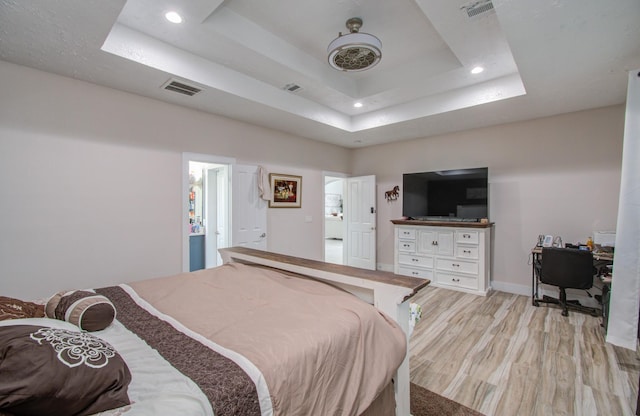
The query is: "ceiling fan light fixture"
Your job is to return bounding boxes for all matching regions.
[328,18,382,72]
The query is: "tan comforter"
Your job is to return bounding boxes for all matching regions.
[129,262,407,416]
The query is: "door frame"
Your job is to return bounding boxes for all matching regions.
[182,153,236,272]
[322,171,348,263]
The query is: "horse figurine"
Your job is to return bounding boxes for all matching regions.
[385,186,400,201]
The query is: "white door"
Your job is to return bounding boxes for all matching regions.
[417,229,437,255]
[232,164,268,250]
[345,175,376,270]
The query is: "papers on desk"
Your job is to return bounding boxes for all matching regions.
[594,231,616,247]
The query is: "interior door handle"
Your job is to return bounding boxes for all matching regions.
[259,233,266,238]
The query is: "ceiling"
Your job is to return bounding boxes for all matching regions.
[1,0,639,148]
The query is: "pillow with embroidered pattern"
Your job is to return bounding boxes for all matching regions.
[0,324,131,416]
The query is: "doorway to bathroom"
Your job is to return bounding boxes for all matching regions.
[183,153,233,272]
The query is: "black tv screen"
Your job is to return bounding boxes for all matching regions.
[402,167,488,221]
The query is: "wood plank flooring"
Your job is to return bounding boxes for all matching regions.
[409,286,640,416]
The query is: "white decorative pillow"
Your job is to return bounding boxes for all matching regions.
[46,290,116,332]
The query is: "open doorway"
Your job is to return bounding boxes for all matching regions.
[183,153,234,272]
[324,175,345,264]
[323,173,377,270]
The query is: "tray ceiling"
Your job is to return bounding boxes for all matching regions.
[1,0,639,147]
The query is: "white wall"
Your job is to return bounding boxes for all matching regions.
[0,59,625,299]
[0,133,182,297]
[352,106,624,293]
[0,60,351,299]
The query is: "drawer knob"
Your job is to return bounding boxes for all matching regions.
[412,258,418,262]
[452,278,460,282]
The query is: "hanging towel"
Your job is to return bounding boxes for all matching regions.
[257,165,271,201]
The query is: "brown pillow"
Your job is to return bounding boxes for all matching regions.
[0,296,44,321]
[0,324,131,416]
[46,290,116,331]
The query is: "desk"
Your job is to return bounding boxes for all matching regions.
[531,247,613,319]
[531,246,613,261]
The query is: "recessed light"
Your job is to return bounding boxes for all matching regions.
[353,102,363,108]
[165,11,183,24]
[471,66,484,74]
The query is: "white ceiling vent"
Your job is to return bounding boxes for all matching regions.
[162,79,202,96]
[461,0,495,19]
[283,83,303,93]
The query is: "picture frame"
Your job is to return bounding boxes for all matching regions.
[269,173,302,208]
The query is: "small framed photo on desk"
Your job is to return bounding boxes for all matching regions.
[542,235,554,247]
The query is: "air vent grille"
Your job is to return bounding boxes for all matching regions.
[462,0,494,18]
[283,83,302,93]
[162,80,201,96]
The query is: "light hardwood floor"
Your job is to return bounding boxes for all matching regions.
[409,286,640,416]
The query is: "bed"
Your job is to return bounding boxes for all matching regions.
[0,247,428,416]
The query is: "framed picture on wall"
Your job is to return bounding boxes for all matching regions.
[269,173,302,208]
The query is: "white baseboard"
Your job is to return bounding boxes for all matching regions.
[491,281,531,296]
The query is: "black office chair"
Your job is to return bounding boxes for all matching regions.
[534,247,599,317]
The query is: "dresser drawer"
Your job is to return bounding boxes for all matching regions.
[456,245,479,259]
[398,266,433,280]
[394,224,491,296]
[397,228,416,240]
[398,253,433,268]
[435,272,479,291]
[398,240,416,252]
[435,258,478,275]
[456,230,479,245]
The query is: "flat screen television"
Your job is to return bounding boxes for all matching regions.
[402,167,488,221]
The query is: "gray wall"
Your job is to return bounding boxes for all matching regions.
[352,105,624,293]
[0,60,351,299]
[0,59,625,299]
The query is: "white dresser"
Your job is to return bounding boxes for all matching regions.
[392,220,492,295]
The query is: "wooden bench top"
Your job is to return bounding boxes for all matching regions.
[219,246,430,300]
